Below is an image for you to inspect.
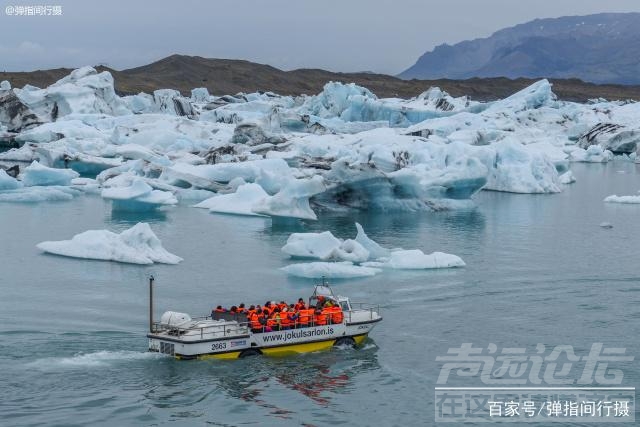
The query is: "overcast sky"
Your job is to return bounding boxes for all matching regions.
[1,0,639,74]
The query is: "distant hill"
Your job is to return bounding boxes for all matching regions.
[400,13,640,85]
[3,54,640,102]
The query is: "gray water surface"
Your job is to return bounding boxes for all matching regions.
[1,162,639,426]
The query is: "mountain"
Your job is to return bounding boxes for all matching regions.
[400,13,640,85]
[3,54,640,102]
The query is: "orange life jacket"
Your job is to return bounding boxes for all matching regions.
[280,312,291,327]
[330,306,344,324]
[294,302,306,311]
[314,310,327,326]
[267,313,281,328]
[249,312,261,330]
[298,308,312,325]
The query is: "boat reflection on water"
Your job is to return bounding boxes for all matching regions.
[144,339,380,420]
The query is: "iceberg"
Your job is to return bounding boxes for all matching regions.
[0,169,21,190]
[0,186,81,202]
[354,222,390,259]
[281,231,369,262]
[253,176,325,220]
[193,183,269,216]
[280,262,381,279]
[101,178,177,211]
[364,250,465,270]
[559,171,576,184]
[21,161,80,187]
[603,194,640,204]
[36,222,182,265]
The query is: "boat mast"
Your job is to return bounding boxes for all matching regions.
[149,275,154,333]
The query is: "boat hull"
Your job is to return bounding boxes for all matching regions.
[148,318,380,360]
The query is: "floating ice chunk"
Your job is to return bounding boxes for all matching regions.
[36,222,182,265]
[603,194,640,204]
[559,171,576,184]
[354,222,390,259]
[191,87,210,103]
[0,144,38,162]
[282,229,370,262]
[166,158,292,189]
[101,178,177,211]
[280,261,381,279]
[0,186,80,202]
[477,141,561,193]
[15,67,130,118]
[485,79,556,113]
[253,176,325,220]
[281,231,341,259]
[332,239,370,263]
[193,183,269,216]
[0,169,21,190]
[569,145,613,163]
[21,161,79,187]
[599,222,613,228]
[0,80,10,91]
[364,249,465,269]
[71,177,101,194]
[114,144,171,167]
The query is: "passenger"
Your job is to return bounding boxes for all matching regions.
[280,307,291,329]
[278,301,288,311]
[321,304,335,324]
[286,307,299,329]
[230,306,238,314]
[214,305,226,313]
[315,296,326,310]
[249,309,262,333]
[313,308,327,326]
[298,306,312,327]
[260,309,271,332]
[247,305,256,316]
[237,303,246,314]
[267,308,282,331]
[294,298,306,311]
[328,304,344,324]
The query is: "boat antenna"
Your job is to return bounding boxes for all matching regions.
[149,275,155,333]
[322,275,326,286]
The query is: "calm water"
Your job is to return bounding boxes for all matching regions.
[1,162,639,426]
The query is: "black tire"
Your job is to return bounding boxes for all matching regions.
[239,348,262,358]
[334,337,356,348]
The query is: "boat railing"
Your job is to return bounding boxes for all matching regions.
[346,302,380,323]
[151,309,360,337]
[151,321,250,339]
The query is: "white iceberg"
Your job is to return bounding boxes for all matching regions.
[36,222,182,265]
[253,176,325,220]
[21,161,80,187]
[364,250,465,270]
[193,183,269,216]
[280,262,381,279]
[0,186,80,202]
[354,222,390,259]
[604,194,640,204]
[282,231,369,262]
[101,178,177,211]
[0,169,21,190]
[559,171,576,184]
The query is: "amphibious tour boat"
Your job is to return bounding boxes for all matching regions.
[147,277,382,360]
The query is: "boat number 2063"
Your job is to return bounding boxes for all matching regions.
[211,342,227,351]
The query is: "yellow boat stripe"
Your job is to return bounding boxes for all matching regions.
[261,339,335,357]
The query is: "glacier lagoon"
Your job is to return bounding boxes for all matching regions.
[1,161,639,426]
